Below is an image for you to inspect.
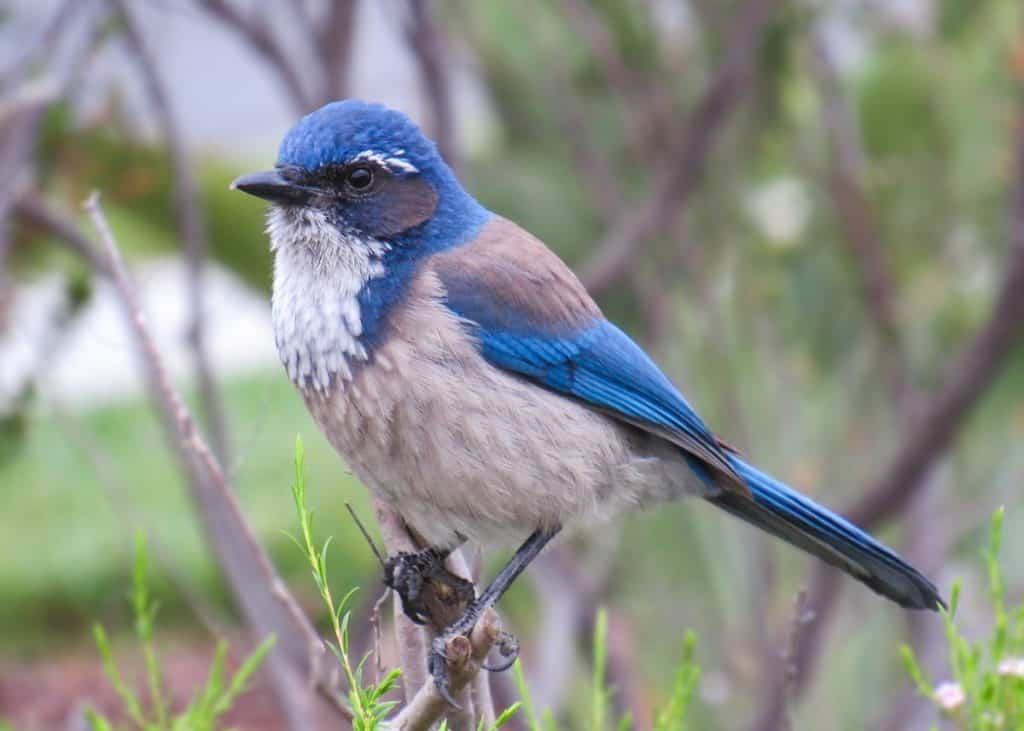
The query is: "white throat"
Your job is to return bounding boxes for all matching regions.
[268,206,389,392]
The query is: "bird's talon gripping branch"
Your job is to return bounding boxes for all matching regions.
[428,633,468,708]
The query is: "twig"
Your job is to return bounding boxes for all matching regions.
[0,0,90,90]
[389,608,502,731]
[0,76,61,127]
[777,589,813,731]
[560,0,652,151]
[347,502,387,566]
[14,193,110,275]
[810,34,912,408]
[403,0,458,169]
[113,0,232,465]
[197,0,312,112]
[371,587,391,684]
[442,547,484,729]
[578,0,780,296]
[0,96,47,291]
[80,191,351,728]
[317,0,359,103]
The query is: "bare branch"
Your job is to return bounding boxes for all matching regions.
[389,608,501,731]
[80,192,350,728]
[317,1,359,103]
[0,0,91,90]
[0,0,109,292]
[578,0,780,295]
[113,0,231,464]
[198,0,312,113]
[403,0,458,169]
[13,193,110,275]
[0,95,48,287]
[810,34,912,407]
[560,0,657,152]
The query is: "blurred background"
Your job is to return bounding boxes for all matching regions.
[1,0,1023,729]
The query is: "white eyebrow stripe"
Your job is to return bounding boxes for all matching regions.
[350,150,419,174]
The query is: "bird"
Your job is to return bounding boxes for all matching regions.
[232,99,943,701]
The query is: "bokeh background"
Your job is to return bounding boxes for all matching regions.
[1,0,1023,729]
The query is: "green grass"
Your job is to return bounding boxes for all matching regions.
[88,533,274,731]
[0,370,375,653]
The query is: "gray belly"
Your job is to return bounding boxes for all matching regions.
[301,326,709,549]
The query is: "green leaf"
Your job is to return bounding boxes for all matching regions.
[512,660,542,731]
[592,607,609,731]
[92,623,147,727]
[211,635,276,718]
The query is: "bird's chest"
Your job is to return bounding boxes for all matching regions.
[270,224,391,392]
[297,292,471,488]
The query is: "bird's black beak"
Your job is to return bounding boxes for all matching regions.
[230,169,314,205]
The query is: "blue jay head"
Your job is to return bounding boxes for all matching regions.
[232,100,483,243]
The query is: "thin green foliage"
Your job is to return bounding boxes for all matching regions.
[592,608,610,730]
[288,435,401,730]
[901,508,1024,730]
[654,630,701,731]
[88,532,274,731]
[512,607,700,730]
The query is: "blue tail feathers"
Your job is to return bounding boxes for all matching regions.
[707,458,944,610]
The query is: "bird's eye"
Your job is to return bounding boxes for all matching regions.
[345,166,374,191]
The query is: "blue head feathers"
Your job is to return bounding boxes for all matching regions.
[270,100,489,246]
[278,100,438,175]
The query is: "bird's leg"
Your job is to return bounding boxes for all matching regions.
[383,544,474,626]
[429,526,560,706]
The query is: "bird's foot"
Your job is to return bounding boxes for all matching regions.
[427,602,519,706]
[382,547,475,626]
[427,602,485,707]
[482,630,519,672]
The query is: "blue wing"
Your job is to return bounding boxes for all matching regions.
[427,220,943,609]
[430,222,742,487]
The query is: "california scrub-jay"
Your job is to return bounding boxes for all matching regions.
[232,100,942,700]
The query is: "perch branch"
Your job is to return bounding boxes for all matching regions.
[372,497,498,729]
[389,609,501,731]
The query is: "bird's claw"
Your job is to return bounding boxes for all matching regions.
[482,630,519,672]
[429,634,463,708]
[428,613,519,705]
